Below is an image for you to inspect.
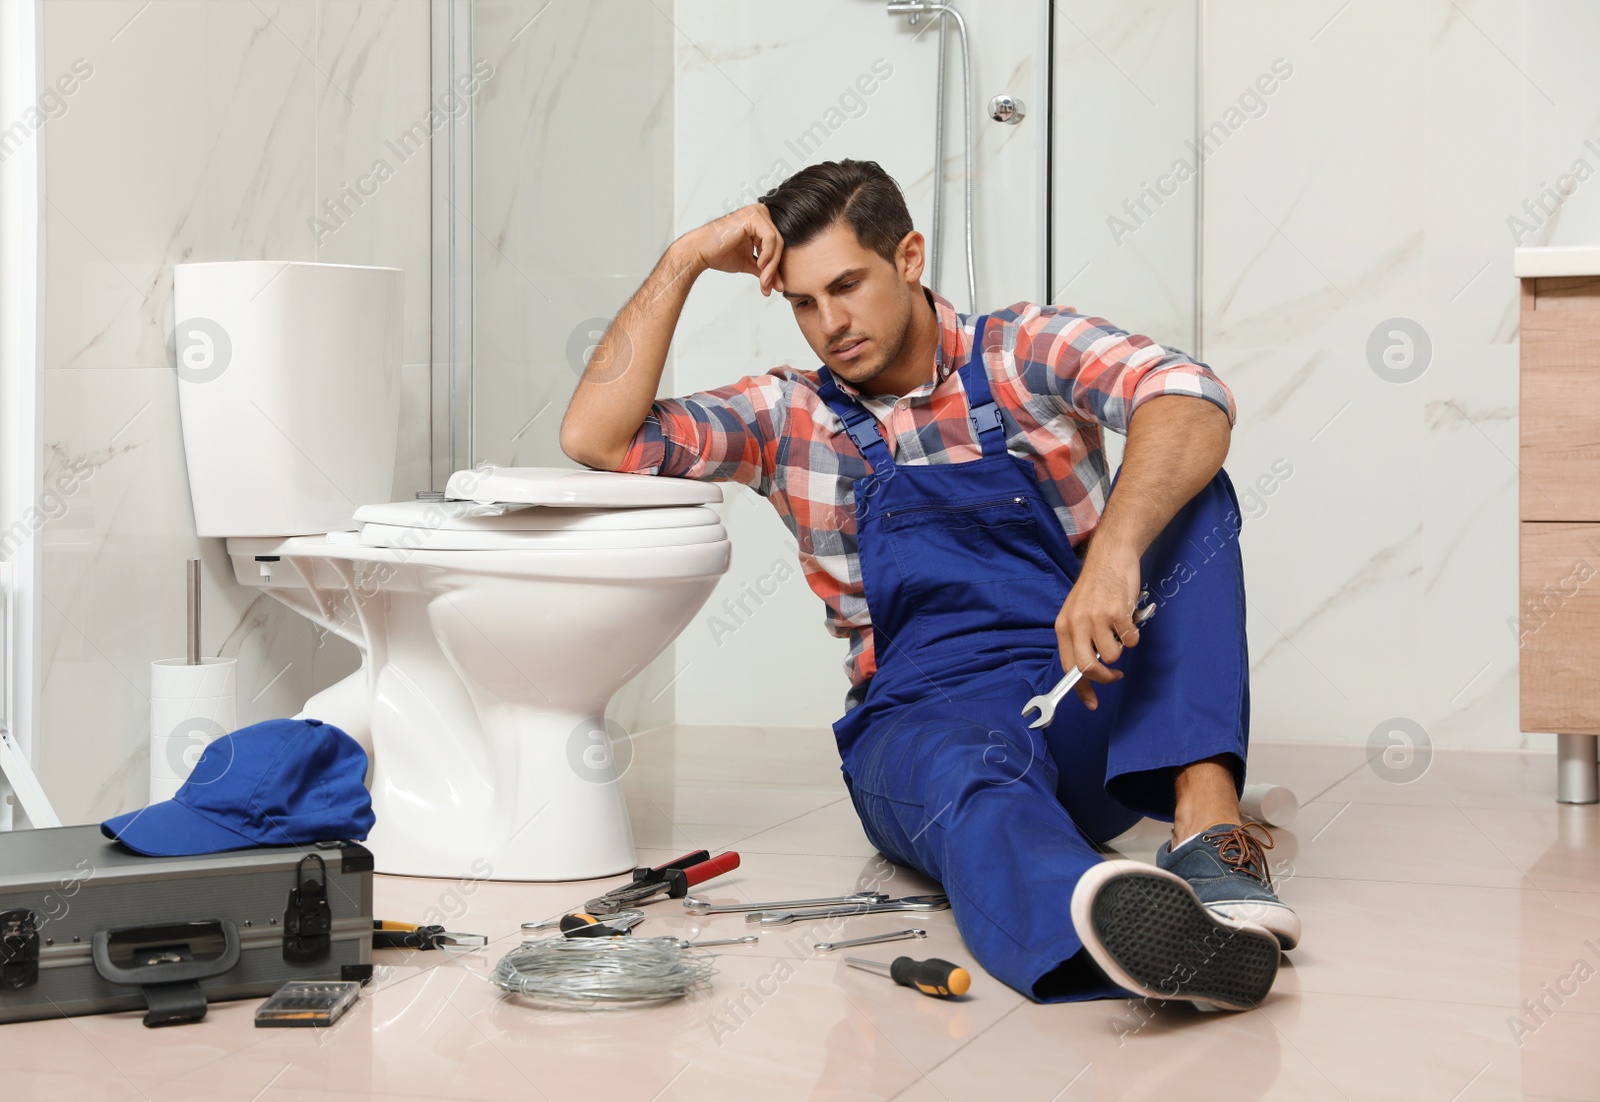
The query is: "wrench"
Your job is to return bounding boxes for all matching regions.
[814,928,928,952]
[679,935,760,949]
[683,891,889,915]
[1020,590,1157,729]
[746,895,950,927]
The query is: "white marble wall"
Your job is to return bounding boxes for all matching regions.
[1205,0,1600,751]
[37,0,432,823]
[1051,1,1199,352]
[469,0,675,479]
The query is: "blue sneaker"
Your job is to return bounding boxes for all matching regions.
[1070,860,1280,1011]
[1156,821,1300,950]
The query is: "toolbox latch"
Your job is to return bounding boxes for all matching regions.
[0,909,40,991]
[283,853,333,963]
[338,841,374,875]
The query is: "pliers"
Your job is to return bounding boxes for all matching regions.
[583,849,742,915]
[372,921,488,951]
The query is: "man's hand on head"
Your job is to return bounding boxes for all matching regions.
[687,204,786,296]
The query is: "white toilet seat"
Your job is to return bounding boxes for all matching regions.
[357,518,728,552]
[352,499,725,551]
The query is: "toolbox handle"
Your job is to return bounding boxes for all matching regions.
[91,919,242,986]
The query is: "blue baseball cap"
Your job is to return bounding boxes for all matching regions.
[102,717,375,856]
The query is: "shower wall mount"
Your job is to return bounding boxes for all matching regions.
[988,94,1025,125]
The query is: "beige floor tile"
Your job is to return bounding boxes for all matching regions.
[1257,991,1595,1102]
[1274,799,1533,889]
[623,782,848,853]
[13,741,1600,1101]
[450,952,993,1102]
[731,797,880,857]
[1317,746,1566,811]
[1269,879,1600,1010]
[920,997,1347,1101]
[1243,740,1374,806]
[146,966,540,1101]
[1456,804,1600,895]
[0,1013,148,1100]
[249,1091,476,1102]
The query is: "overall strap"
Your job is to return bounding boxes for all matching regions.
[960,315,1007,458]
[817,365,893,471]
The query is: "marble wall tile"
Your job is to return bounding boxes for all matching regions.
[36,0,428,823]
[1204,0,1600,753]
[469,0,676,485]
[1051,0,1199,352]
[312,0,434,499]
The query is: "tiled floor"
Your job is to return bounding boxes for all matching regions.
[10,729,1600,1101]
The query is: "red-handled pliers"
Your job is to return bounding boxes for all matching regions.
[584,849,741,914]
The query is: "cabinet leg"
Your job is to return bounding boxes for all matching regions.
[1556,733,1599,804]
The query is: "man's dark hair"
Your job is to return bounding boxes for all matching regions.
[759,160,914,266]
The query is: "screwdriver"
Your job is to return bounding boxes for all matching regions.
[845,955,971,998]
[557,911,645,939]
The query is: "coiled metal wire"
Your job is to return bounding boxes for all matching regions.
[492,936,718,1008]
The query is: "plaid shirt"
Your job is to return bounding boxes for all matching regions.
[612,289,1236,711]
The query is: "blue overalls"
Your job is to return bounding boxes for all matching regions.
[818,315,1251,1003]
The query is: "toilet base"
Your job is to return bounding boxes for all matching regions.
[297,669,639,882]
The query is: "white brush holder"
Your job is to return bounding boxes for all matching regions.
[149,657,237,802]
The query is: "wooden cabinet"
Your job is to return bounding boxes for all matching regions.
[1518,522,1600,732]
[1518,251,1600,801]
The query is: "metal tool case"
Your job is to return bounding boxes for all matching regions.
[0,824,373,1026]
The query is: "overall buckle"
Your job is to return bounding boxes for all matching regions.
[969,402,1002,436]
[844,418,882,453]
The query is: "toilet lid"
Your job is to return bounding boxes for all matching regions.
[353,500,726,551]
[443,465,723,508]
[352,500,720,532]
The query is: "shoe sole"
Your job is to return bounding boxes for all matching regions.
[1071,860,1280,1011]
[1205,899,1301,951]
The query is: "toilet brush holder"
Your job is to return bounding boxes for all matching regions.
[149,557,236,802]
[149,657,237,802]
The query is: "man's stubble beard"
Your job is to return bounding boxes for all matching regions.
[831,287,915,393]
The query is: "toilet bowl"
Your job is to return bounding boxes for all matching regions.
[224,479,729,881]
[173,261,731,880]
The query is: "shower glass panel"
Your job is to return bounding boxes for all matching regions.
[463,1,676,472]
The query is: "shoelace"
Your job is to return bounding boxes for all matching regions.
[1203,821,1276,886]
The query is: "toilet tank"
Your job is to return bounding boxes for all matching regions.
[173,262,403,537]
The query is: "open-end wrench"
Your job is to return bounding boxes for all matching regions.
[746,894,950,927]
[679,935,760,949]
[1020,590,1157,729]
[815,928,928,952]
[683,891,889,915]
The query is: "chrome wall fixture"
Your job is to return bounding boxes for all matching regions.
[887,1,976,313]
